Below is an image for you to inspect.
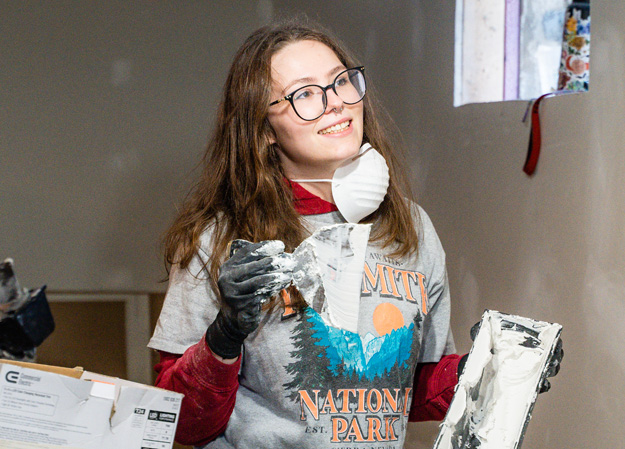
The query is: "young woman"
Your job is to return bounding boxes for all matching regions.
[148,20,560,448]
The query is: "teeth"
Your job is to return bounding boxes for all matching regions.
[319,120,350,135]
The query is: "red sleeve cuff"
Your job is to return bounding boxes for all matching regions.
[409,353,462,422]
[155,336,241,391]
[190,336,241,389]
[153,336,241,446]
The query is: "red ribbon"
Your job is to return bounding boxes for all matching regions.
[523,90,574,176]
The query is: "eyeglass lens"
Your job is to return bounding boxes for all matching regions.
[292,68,366,121]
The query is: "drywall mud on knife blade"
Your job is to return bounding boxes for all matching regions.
[291,239,325,313]
[291,223,371,332]
[433,310,562,449]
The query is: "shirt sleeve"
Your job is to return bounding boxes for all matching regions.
[416,207,456,362]
[408,207,459,421]
[148,229,220,356]
[148,228,238,445]
[154,336,240,446]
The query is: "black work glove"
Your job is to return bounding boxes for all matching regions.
[456,322,481,378]
[539,337,563,393]
[458,321,564,394]
[206,240,294,359]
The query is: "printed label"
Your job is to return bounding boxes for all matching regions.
[1,386,59,416]
[140,410,177,449]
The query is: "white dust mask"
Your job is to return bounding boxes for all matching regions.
[291,143,390,223]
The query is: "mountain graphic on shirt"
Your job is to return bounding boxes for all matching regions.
[283,307,422,402]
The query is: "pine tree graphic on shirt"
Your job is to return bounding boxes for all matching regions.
[283,307,422,403]
[283,308,338,401]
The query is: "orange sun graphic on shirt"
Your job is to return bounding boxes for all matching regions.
[372,303,405,336]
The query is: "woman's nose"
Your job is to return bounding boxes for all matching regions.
[324,87,344,113]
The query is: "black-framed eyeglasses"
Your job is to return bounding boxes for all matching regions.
[269,66,366,121]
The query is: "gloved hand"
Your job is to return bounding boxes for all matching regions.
[458,321,564,394]
[456,322,481,377]
[539,337,563,393]
[206,240,294,359]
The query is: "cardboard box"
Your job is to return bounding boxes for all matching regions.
[0,360,183,449]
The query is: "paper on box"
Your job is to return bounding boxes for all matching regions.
[0,361,183,449]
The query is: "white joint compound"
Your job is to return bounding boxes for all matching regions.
[291,223,371,333]
[433,310,562,449]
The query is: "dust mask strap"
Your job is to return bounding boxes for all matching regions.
[291,143,390,223]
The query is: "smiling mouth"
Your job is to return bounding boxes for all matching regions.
[318,120,351,135]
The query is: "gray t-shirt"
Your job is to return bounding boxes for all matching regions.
[149,207,455,449]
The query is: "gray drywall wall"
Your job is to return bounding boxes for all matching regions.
[1,2,273,291]
[406,2,623,448]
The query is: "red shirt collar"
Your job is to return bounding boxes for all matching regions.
[287,180,338,215]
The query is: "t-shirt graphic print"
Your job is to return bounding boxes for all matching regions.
[282,303,423,446]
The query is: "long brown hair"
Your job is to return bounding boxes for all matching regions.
[163,19,419,307]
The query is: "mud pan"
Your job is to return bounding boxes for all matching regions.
[433,310,562,449]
